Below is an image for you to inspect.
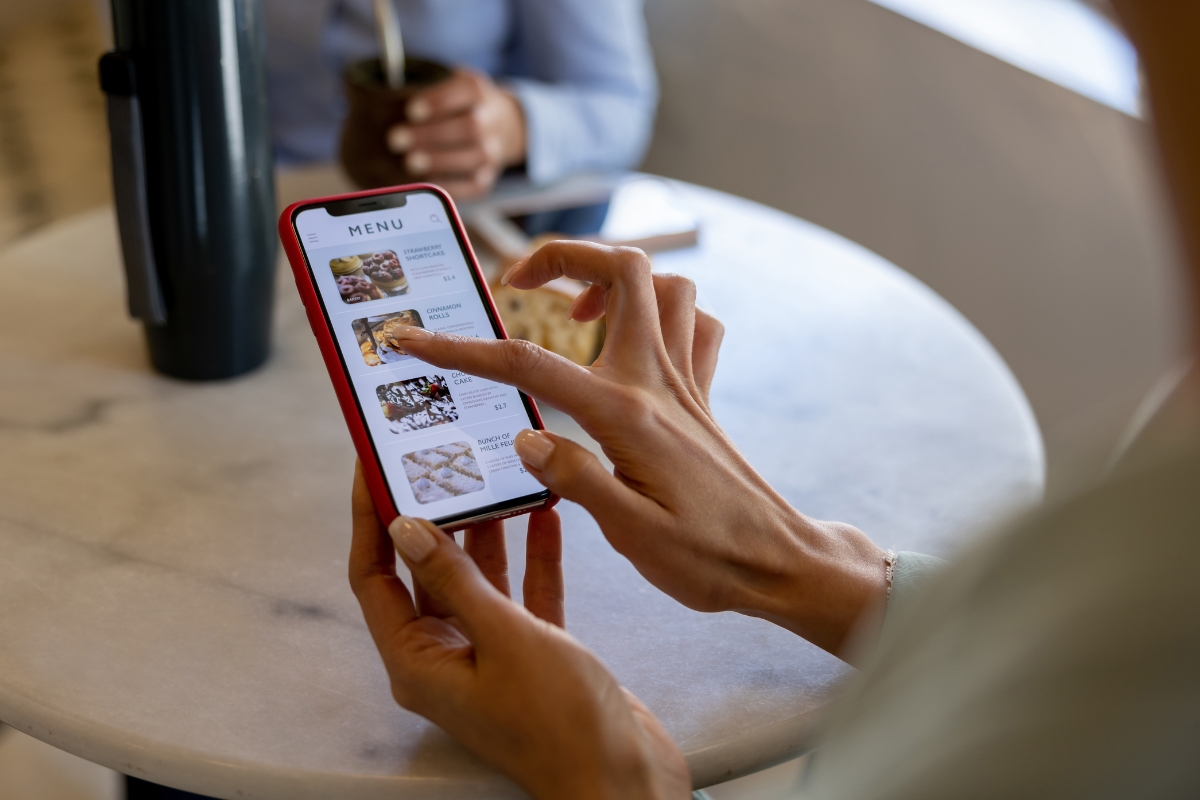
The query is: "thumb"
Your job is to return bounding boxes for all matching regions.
[512,430,666,534]
[388,517,510,643]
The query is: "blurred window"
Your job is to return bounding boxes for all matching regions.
[866,0,1140,115]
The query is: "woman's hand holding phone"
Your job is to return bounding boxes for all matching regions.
[386,241,889,657]
[349,463,689,800]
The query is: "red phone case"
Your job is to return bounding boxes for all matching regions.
[277,182,555,531]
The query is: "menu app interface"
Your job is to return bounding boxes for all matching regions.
[295,191,545,520]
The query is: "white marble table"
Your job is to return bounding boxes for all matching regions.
[0,181,1042,799]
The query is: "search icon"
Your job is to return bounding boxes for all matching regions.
[430,214,441,223]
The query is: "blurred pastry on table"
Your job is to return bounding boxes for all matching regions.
[492,271,603,367]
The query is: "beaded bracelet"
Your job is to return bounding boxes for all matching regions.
[884,549,898,601]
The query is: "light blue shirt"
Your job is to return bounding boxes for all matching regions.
[262,0,659,185]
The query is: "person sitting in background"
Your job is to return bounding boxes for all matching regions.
[263,0,657,198]
[348,1,1200,797]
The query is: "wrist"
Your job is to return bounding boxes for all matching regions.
[534,762,664,800]
[738,503,888,658]
[531,736,673,800]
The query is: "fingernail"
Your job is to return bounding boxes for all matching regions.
[389,516,438,562]
[389,325,432,341]
[387,125,414,153]
[514,429,554,470]
[499,258,526,286]
[406,150,431,175]
[407,98,431,122]
[566,292,585,320]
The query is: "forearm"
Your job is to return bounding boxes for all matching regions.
[745,514,889,660]
[724,488,949,661]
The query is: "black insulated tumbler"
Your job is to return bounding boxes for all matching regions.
[100,0,276,380]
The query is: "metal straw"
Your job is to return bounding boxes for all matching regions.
[372,0,405,89]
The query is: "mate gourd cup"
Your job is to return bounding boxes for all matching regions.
[340,57,452,189]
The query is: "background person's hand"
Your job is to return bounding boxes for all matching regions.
[386,68,525,199]
[348,464,690,800]
[384,241,889,657]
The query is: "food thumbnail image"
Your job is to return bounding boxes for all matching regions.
[377,375,458,434]
[330,250,408,304]
[402,441,485,505]
[352,309,424,366]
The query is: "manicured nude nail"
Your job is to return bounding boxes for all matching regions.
[514,429,554,470]
[566,292,585,320]
[406,150,431,175]
[499,258,527,286]
[387,125,414,153]
[389,516,437,562]
[389,326,432,341]
[407,98,431,122]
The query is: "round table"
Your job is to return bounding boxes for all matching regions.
[0,180,1042,799]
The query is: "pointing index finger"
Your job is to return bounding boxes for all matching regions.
[387,328,607,426]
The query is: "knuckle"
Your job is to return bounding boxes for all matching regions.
[536,239,570,265]
[540,238,572,254]
[666,272,697,293]
[688,588,727,614]
[552,444,592,487]
[419,552,463,599]
[607,385,656,429]
[657,273,697,302]
[500,337,548,374]
[481,138,503,164]
[696,310,725,341]
[613,247,652,280]
[347,567,368,597]
[465,71,488,94]
[465,110,485,138]
[389,679,417,710]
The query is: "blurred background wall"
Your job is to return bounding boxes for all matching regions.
[641,0,1190,490]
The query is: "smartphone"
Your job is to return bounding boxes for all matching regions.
[278,184,555,531]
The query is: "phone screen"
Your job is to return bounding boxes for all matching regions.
[292,188,549,525]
